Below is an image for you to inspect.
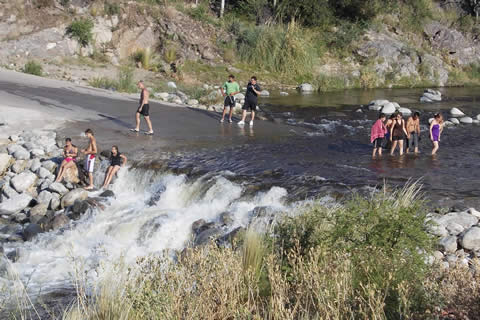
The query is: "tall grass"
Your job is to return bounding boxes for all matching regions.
[88,65,137,93]
[22,61,43,76]
[131,48,153,70]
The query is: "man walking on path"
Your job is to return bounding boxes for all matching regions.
[82,129,97,190]
[131,80,154,135]
[238,76,261,126]
[220,74,240,123]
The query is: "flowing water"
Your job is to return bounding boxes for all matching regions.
[2,86,480,315]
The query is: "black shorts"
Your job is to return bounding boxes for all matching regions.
[392,135,404,141]
[242,100,257,111]
[137,104,150,116]
[373,138,383,148]
[224,96,236,108]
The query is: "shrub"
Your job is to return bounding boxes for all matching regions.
[60,0,70,7]
[132,48,153,70]
[163,45,177,64]
[35,0,54,8]
[104,2,121,16]
[66,19,94,47]
[22,61,43,76]
[116,65,136,92]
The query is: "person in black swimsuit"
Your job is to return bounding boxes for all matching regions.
[102,145,127,189]
[389,112,408,156]
[131,80,154,135]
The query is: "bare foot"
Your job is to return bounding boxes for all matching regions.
[84,185,94,190]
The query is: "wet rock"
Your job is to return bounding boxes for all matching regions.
[191,219,214,235]
[450,107,465,117]
[460,116,473,124]
[71,199,90,216]
[48,182,68,195]
[7,248,23,262]
[216,227,244,247]
[51,214,69,230]
[449,118,460,125]
[23,223,43,241]
[381,102,396,114]
[398,107,412,115]
[0,193,32,215]
[297,83,314,92]
[11,171,37,193]
[219,212,234,226]
[0,154,12,175]
[99,190,115,198]
[461,227,480,251]
[420,96,432,103]
[12,212,28,224]
[422,89,441,102]
[194,227,222,247]
[61,189,88,208]
[439,236,457,253]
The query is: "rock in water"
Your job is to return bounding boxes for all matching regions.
[461,227,480,251]
[99,190,115,198]
[450,107,465,117]
[420,96,432,103]
[0,193,32,215]
[72,199,90,216]
[0,154,13,175]
[51,214,69,230]
[23,223,43,241]
[381,102,396,114]
[398,107,412,115]
[48,182,69,195]
[10,171,37,193]
[422,89,442,102]
[449,118,460,125]
[297,83,314,92]
[460,117,473,124]
[61,189,88,208]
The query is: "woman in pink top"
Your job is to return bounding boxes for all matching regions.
[370,113,387,158]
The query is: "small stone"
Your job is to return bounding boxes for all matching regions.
[167,81,177,89]
[279,92,289,96]
[439,236,457,253]
[187,99,199,106]
[297,83,314,92]
[259,90,270,97]
[433,251,444,261]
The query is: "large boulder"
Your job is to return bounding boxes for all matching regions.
[460,117,473,124]
[0,154,12,175]
[63,165,80,184]
[23,223,43,241]
[29,158,41,172]
[48,182,69,195]
[297,83,314,92]
[398,107,412,115]
[368,99,389,111]
[422,89,441,102]
[0,193,33,215]
[450,107,465,117]
[61,188,88,208]
[13,148,30,160]
[29,203,48,218]
[438,236,457,253]
[37,167,51,179]
[10,172,37,193]
[11,160,29,174]
[449,118,460,125]
[381,102,396,114]
[461,227,480,251]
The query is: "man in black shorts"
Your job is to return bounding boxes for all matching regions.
[238,76,261,126]
[131,80,154,135]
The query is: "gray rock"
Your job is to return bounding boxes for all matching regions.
[154,92,169,99]
[9,135,19,142]
[0,193,33,215]
[51,214,69,230]
[398,107,412,115]
[194,227,222,246]
[29,158,41,172]
[259,90,270,97]
[461,227,480,251]
[37,190,53,205]
[220,212,234,226]
[234,93,245,100]
[41,160,58,172]
[420,96,432,103]
[450,107,465,117]
[460,117,473,124]
[30,203,48,218]
[99,190,115,198]
[446,222,464,236]
[298,83,314,92]
[40,180,52,191]
[37,167,51,179]
[1,185,18,199]
[439,236,457,253]
[279,92,289,96]
[61,189,88,208]
[432,212,478,231]
[381,102,396,114]
[449,118,460,125]
[422,90,441,102]
[11,160,29,173]
[30,149,45,158]
[48,182,68,195]
[13,147,30,160]
[23,223,43,241]
[10,171,37,193]
[433,250,444,261]
[167,81,177,89]
[50,193,61,210]
[23,142,35,151]
[0,154,13,175]
[191,219,208,234]
[7,144,23,155]
[187,99,199,106]
[468,208,480,218]
[12,212,28,224]
[71,199,90,216]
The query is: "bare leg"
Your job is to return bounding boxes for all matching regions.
[228,107,234,121]
[415,146,419,153]
[135,112,140,131]
[104,166,120,188]
[102,166,114,188]
[251,111,255,122]
[398,140,404,156]
[145,116,153,133]
[390,141,397,155]
[432,141,439,155]
[221,107,227,121]
[55,160,67,182]
[85,172,94,190]
[378,146,382,156]
[241,110,247,122]
[372,148,377,158]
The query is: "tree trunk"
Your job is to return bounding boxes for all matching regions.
[220,0,225,18]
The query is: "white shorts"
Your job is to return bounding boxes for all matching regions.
[84,155,95,173]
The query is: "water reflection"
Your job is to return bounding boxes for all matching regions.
[238,125,255,137]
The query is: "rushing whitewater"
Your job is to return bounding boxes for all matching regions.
[2,161,289,297]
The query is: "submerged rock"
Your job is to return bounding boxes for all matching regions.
[23,223,43,241]
[51,214,69,230]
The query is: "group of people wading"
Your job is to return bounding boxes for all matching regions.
[55,129,127,190]
[370,111,444,157]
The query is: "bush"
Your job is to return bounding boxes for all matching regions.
[22,61,43,76]
[88,65,136,93]
[163,45,177,64]
[104,2,121,16]
[35,0,54,8]
[132,48,153,70]
[66,19,94,47]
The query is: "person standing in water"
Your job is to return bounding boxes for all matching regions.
[430,113,444,155]
[220,74,241,123]
[390,112,408,156]
[238,76,261,126]
[102,146,127,189]
[55,138,78,183]
[406,112,421,154]
[82,129,97,190]
[131,80,154,135]
[370,113,387,158]
[384,114,396,150]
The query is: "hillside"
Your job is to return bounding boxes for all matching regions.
[1,0,480,96]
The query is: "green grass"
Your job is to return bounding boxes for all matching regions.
[89,65,137,93]
[22,61,43,76]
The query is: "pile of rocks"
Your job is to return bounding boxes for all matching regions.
[427,208,480,268]
[420,89,442,103]
[367,99,412,115]
[0,131,113,248]
[445,107,480,126]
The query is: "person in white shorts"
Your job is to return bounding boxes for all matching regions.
[82,128,97,190]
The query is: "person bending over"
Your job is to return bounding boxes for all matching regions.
[55,138,78,183]
[102,145,127,188]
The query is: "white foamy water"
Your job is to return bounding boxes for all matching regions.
[1,166,289,297]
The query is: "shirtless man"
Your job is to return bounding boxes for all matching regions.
[82,129,97,190]
[131,80,154,135]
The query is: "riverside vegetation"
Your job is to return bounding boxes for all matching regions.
[3,0,480,94]
[4,183,475,319]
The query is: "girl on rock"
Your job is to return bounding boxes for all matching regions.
[430,113,444,155]
[390,112,408,156]
[102,146,127,189]
[55,138,78,183]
